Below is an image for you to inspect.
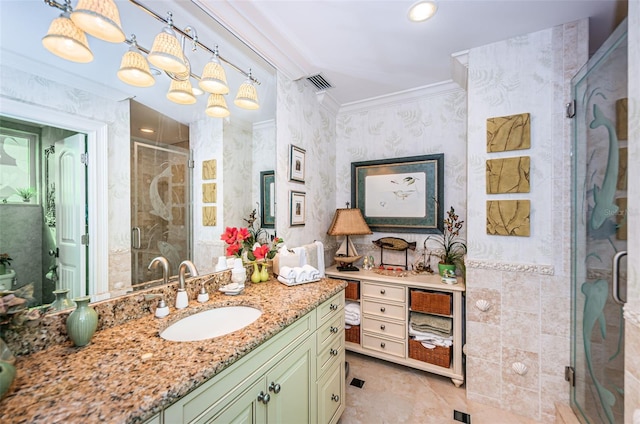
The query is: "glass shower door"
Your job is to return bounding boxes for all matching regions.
[131,140,191,284]
[571,20,627,423]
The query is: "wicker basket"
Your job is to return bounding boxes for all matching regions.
[408,339,451,368]
[410,290,452,315]
[345,325,360,344]
[345,280,359,300]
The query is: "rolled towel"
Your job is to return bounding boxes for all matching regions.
[279,266,296,279]
[301,264,320,280]
[294,267,309,283]
[277,275,295,286]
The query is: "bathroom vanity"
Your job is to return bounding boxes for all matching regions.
[0,277,346,424]
[325,265,465,387]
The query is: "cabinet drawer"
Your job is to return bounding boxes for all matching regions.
[317,333,344,377]
[362,333,405,358]
[362,315,405,339]
[317,312,344,352]
[362,298,405,321]
[318,359,345,424]
[362,281,405,302]
[318,291,345,322]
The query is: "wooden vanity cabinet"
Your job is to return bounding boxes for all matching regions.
[161,290,345,424]
[326,266,465,387]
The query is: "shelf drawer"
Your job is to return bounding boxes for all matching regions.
[318,291,345,322]
[362,298,405,320]
[317,312,344,352]
[362,281,405,302]
[362,315,405,339]
[361,333,405,358]
[317,333,344,377]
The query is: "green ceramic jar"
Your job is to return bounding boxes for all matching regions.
[66,296,98,347]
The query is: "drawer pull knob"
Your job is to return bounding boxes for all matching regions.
[331,394,340,402]
[380,342,386,348]
[329,304,338,311]
[330,326,339,334]
[380,324,386,330]
[380,307,386,312]
[258,391,270,404]
[380,289,386,294]
[268,382,281,394]
[330,348,339,356]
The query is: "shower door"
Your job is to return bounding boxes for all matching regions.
[570,20,627,423]
[131,140,191,284]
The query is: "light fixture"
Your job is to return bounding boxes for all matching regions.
[139,128,155,134]
[408,1,438,22]
[205,94,230,118]
[70,0,125,43]
[117,37,155,87]
[234,70,260,110]
[167,79,196,105]
[42,10,93,63]
[147,13,187,74]
[199,47,229,94]
[327,205,373,271]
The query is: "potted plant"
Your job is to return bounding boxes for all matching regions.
[0,254,11,275]
[15,187,36,203]
[425,206,466,276]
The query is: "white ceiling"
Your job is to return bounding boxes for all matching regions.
[199,0,626,106]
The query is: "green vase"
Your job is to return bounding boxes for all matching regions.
[0,264,5,275]
[437,263,456,277]
[260,263,270,282]
[51,289,75,311]
[66,296,98,347]
[251,263,261,283]
[0,361,16,399]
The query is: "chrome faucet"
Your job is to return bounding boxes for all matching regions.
[148,256,170,286]
[175,260,199,309]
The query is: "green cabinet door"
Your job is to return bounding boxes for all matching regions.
[207,378,266,424]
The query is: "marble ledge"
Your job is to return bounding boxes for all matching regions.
[0,277,347,424]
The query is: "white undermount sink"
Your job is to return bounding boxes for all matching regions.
[160,306,262,342]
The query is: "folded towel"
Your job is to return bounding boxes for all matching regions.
[277,275,295,285]
[345,301,360,315]
[301,264,320,280]
[292,246,307,267]
[314,241,325,277]
[410,312,452,333]
[278,266,296,280]
[345,314,360,325]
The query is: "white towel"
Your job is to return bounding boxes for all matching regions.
[292,246,307,267]
[314,240,325,277]
[301,264,320,280]
[345,301,360,315]
[278,266,296,280]
[345,311,360,325]
[294,267,309,282]
[277,275,295,285]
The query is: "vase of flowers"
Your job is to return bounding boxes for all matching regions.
[0,254,11,275]
[425,206,466,276]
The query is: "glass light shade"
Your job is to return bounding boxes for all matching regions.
[42,14,93,63]
[117,49,155,87]
[408,1,438,22]
[148,29,187,74]
[234,80,260,110]
[167,79,197,105]
[199,58,229,94]
[70,0,125,43]
[205,94,230,118]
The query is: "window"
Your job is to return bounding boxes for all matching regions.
[0,126,38,203]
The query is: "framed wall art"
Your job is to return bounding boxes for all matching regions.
[260,170,275,228]
[289,190,306,226]
[351,154,444,233]
[289,144,306,183]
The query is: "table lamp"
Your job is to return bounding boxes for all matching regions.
[327,206,372,271]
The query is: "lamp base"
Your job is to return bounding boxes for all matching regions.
[337,264,360,272]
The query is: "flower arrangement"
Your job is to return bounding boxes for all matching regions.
[425,206,467,267]
[221,209,284,262]
[16,187,36,202]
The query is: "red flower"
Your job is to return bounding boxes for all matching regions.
[221,227,239,245]
[226,242,241,257]
[252,244,270,260]
[237,227,250,241]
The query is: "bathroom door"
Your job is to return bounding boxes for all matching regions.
[55,133,88,299]
[131,140,191,284]
[570,20,627,423]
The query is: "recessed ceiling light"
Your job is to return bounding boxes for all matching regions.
[140,127,155,134]
[408,1,438,22]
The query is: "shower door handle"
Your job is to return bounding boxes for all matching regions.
[612,251,627,305]
[132,227,141,249]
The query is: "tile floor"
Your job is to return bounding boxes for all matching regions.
[339,352,542,424]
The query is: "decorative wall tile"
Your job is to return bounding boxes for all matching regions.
[202,182,217,203]
[202,159,217,180]
[617,147,628,190]
[486,199,531,236]
[486,112,531,152]
[203,206,217,226]
[616,97,628,140]
[616,197,627,240]
[486,156,530,193]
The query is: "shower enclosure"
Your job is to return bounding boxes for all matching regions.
[570,20,627,423]
[131,139,191,285]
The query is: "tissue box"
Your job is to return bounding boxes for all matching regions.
[272,253,301,276]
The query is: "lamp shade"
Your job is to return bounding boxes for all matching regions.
[234,79,260,110]
[167,79,196,105]
[42,14,93,63]
[147,28,187,74]
[408,1,438,22]
[199,57,229,94]
[205,94,230,118]
[71,0,125,43]
[117,48,155,87]
[327,208,372,236]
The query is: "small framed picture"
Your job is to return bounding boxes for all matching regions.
[289,144,306,183]
[289,191,306,226]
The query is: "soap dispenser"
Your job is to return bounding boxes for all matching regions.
[155,299,169,318]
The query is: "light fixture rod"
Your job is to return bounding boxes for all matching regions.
[43,0,69,12]
[127,0,260,85]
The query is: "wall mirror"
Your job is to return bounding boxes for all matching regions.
[0,0,277,310]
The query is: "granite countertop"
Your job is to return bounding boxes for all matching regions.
[0,277,346,424]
